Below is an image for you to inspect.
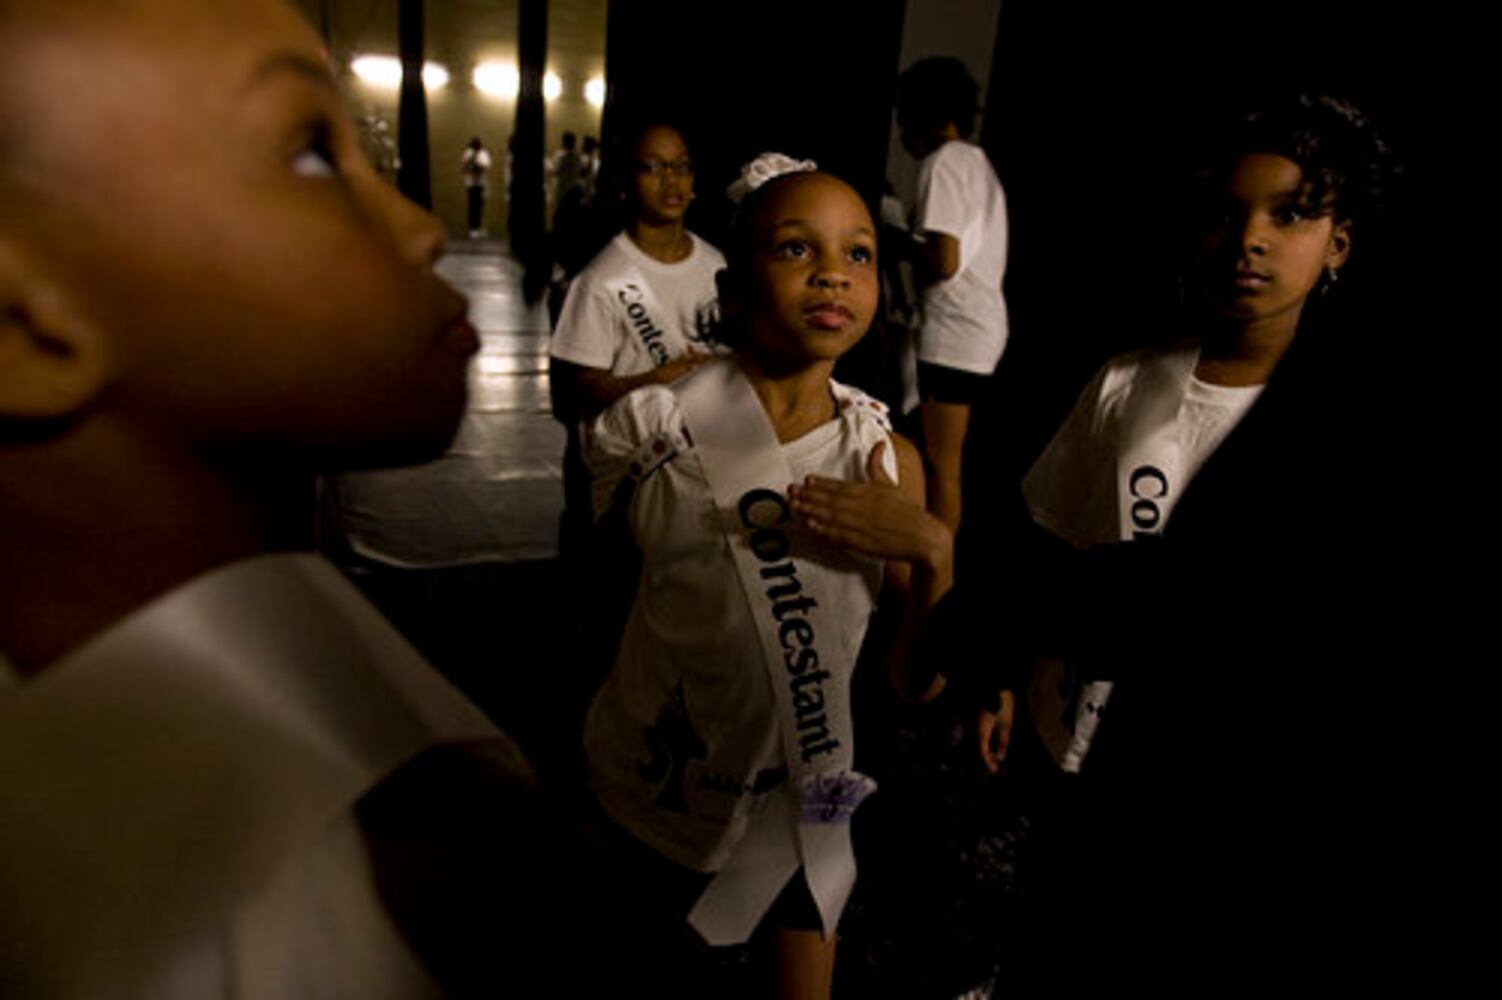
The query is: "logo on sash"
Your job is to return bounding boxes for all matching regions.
[800,771,875,825]
[616,281,673,366]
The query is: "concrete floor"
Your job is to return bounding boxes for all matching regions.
[329,242,565,568]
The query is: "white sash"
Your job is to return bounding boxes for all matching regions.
[1037,347,1198,772]
[675,359,876,944]
[0,555,504,996]
[605,268,688,368]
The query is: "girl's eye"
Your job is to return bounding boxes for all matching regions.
[291,124,338,179]
[1273,205,1307,225]
[848,244,874,264]
[774,240,810,260]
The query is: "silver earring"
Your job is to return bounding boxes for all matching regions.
[1320,265,1340,297]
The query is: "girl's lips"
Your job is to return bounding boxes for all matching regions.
[805,304,854,329]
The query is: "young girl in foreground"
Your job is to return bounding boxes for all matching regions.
[584,159,953,998]
[0,1,607,994]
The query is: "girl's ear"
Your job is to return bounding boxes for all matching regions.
[1327,222,1353,271]
[0,239,112,421]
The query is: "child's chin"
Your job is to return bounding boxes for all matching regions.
[324,399,469,472]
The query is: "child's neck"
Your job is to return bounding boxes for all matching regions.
[738,355,838,444]
[1195,306,1305,387]
[0,423,299,679]
[627,219,692,264]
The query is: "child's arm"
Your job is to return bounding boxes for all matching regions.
[915,230,961,286]
[788,436,953,701]
[557,354,711,415]
[550,274,712,418]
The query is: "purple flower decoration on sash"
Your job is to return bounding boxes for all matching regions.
[799,770,876,825]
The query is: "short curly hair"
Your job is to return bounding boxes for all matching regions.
[896,57,981,138]
[1194,94,1398,234]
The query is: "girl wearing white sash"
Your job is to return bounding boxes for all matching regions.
[992,95,1380,778]
[550,122,727,414]
[584,159,953,998]
[551,122,728,555]
[955,93,1403,985]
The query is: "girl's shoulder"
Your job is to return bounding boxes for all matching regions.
[829,380,894,434]
[687,232,727,269]
[927,139,983,170]
[1091,338,1201,417]
[566,233,636,298]
[595,384,685,445]
[585,385,691,490]
[594,376,892,472]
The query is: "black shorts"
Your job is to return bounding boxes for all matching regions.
[918,361,991,406]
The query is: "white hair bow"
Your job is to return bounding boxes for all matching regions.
[725,152,818,204]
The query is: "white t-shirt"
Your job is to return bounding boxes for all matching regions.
[550,232,726,377]
[461,147,492,189]
[913,140,1010,374]
[583,381,894,872]
[1023,340,1264,548]
[0,556,518,999]
[1020,340,1264,772]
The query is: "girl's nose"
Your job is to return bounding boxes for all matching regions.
[1241,214,1274,255]
[812,248,852,288]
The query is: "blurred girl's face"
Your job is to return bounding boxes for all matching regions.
[630,126,694,226]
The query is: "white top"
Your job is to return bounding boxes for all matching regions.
[0,555,517,999]
[913,140,1010,374]
[550,232,726,377]
[1020,340,1264,774]
[582,381,894,871]
[1023,340,1264,547]
[461,147,492,189]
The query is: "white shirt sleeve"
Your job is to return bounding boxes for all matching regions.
[914,146,970,241]
[583,386,682,522]
[550,275,620,370]
[1021,362,1118,549]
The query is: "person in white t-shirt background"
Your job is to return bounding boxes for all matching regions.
[549,122,726,556]
[550,123,723,406]
[896,57,1011,538]
[460,136,492,238]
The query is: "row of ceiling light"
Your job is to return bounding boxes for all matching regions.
[350,55,605,106]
